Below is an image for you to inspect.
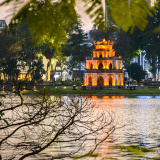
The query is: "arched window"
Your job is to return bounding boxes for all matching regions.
[99,54,102,58]
[97,76,104,86]
[98,63,104,72]
[90,63,93,69]
[109,63,112,69]
[109,76,112,86]
[88,76,92,86]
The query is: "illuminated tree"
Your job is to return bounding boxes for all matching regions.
[28,57,45,84]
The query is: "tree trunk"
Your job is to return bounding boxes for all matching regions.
[60,64,62,82]
[47,65,51,81]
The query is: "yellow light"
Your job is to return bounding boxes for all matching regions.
[159,87,160,89]
[64,86,66,89]
[13,86,15,89]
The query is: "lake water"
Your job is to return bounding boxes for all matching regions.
[1,95,160,160]
[33,95,160,160]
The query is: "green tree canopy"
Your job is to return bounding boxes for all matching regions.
[62,22,93,72]
[0,0,159,49]
[126,63,146,84]
[135,0,160,78]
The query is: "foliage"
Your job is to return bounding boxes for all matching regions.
[85,0,156,32]
[62,22,93,72]
[135,0,160,78]
[72,152,99,160]
[114,29,140,68]
[0,0,155,59]
[1,0,78,51]
[17,22,39,68]
[55,53,67,81]
[28,57,45,84]
[0,0,158,47]
[89,27,117,41]
[0,34,17,66]
[126,63,146,84]
[3,58,20,79]
[114,145,154,156]
[35,88,160,95]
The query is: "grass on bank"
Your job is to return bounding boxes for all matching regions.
[24,88,160,95]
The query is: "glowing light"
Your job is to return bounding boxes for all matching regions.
[103,96,110,99]
[84,39,124,87]
[64,86,66,89]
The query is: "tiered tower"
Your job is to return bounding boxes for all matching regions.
[84,39,124,89]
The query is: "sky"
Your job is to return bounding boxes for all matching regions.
[0,0,94,31]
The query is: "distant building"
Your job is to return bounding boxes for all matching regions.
[130,51,160,80]
[0,20,7,34]
[84,39,124,89]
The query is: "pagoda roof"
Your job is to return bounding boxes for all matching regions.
[93,39,114,46]
[86,57,122,60]
[84,69,123,73]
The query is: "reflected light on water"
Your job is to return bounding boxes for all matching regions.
[1,95,160,160]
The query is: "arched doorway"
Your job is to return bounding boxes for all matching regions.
[99,54,102,58]
[90,63,93,69]
[88,76,92,85]
[98,63,104,72]
[109,76,112,86]
[97,76,104,86]
[109,63,112,69]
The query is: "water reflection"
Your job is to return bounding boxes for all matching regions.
[1,95,160,159]
[81,96,160,159]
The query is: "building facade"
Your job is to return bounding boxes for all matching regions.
[84,39,124,89]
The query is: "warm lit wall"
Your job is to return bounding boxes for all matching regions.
[85,39,124,87]
[119,60,122,69]
[84,73,124,86]
[120,73,124,86]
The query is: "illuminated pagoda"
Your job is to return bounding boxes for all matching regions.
[84,39,124,89]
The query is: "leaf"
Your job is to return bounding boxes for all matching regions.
[113,145,154,156]
[73,152,99,160]
[9,0,77,52]
[154,25,160,33]
[0,94,6,98]
[2,118,9,126]
[84,0,155,32]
